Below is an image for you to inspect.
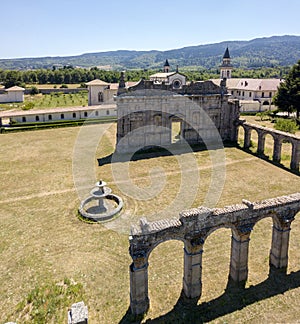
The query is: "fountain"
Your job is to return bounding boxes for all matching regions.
[79,180,123,222]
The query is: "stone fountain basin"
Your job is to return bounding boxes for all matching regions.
[79,194,123,222]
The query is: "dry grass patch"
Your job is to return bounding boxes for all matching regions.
[0,123,299,323]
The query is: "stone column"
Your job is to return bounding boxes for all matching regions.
[270,215,295,269]
[273,138,282,163]
[290,140,300,171]
[130,261,149,315]
[257,131,266,155]
[243,127,251,149]
[183,243,203,299]
[229,228,252,283]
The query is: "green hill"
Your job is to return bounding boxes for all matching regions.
[1,35,300,70]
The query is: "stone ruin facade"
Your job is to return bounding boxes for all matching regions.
[129,193,300,315]
[239,121,300,171]
[116,78,240,153]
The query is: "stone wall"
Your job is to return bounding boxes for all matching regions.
[116,79,240,153]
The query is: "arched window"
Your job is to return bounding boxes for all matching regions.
[22,116,26,122]
[35,116,39,121]
[61,113,64,119]
[98,92,103,102]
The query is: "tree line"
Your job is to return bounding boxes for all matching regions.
[0,66,290,89]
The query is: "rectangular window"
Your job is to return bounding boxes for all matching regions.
[84,112,88,117]
[249,92,252,97]
[48,115,52,120]
[22,116,26,122]
[269,92,272,98]
[262,92,264,98]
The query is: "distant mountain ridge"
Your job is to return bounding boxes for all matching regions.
[1,35,300,70]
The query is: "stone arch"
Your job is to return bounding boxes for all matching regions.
[146,236,186,261]
[263,100,270,106]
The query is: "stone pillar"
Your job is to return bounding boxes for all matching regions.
[229,228,252,283]
[243,128,251,149]
[183,244,203,299]
[290,141,300,171]
[273,138,282,163]
[270,215,295,268]
[257,131,265,155]
[130,261,149,315]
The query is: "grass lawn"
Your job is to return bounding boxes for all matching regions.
[0,91,88,111]
[0,123,299,323]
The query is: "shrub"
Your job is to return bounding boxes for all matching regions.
[29,86,39,95]
[60,84,68,88]
[274,118,299,134]
[22,102,35,110]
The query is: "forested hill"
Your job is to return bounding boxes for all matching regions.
[1,35,300,70]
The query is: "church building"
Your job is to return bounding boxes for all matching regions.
[116,62,240,153]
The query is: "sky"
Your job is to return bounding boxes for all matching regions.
[1,0,300,59]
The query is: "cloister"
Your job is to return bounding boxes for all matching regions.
[129,193,300,315]
[239,121,300,171]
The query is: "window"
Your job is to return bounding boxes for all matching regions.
[22,116,26,122]
[95,111,99,117]
[84,112,88,117]
[48,115,52,120]
[262,92,264,98]
[242,91,245,96]
[98,92,103,102]
[73,113,76,118]
[269,92,272,98]
[231,90,234,95]
[61,113,64,119]
[249,92,252,97]
[36,116,39,121]
[106,110,110,115]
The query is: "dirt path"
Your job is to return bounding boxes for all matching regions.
[0,156,257,205]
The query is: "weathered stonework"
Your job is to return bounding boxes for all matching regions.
[129,193,300,315]
[116,79,240,153]
[240,121,300,171]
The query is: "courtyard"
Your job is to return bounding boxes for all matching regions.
[0,123,300,323]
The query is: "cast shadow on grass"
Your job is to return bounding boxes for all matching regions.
[119,267,300,324]
[236,144,300,176]
[98,142,226,166]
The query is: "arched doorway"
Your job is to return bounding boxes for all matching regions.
[147,240,184,317]
[281,139,292,169]
[264,133,275,159]
[238,125,245,148]
[288,210,300,273]
[249,129,259,154]
[248,217,273,286]
[201,228,232,301]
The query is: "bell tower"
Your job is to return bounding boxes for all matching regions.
[220,47,233,79]
[163,59,170,73]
